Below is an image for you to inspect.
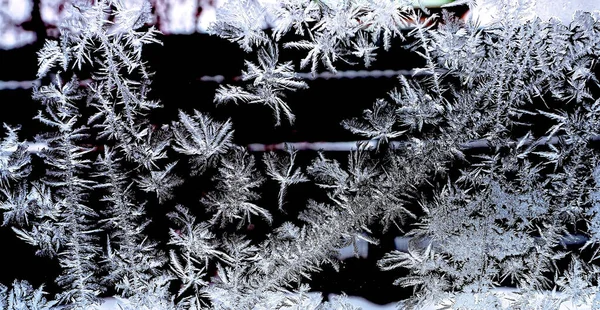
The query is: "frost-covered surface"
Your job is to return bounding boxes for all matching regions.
[469,0,600,25]
[2,0,599,49]
[60,290,600,310]
[75,295,397,310]
[3,0,600,309]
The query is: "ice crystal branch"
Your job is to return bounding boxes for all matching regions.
[215,43,308,126]
[0,280,56,310]
[94,148,172,309]
[263,146,309,210]
[202,147,270,228]
[172,110,234,174]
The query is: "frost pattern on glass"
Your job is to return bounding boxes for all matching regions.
[2,0,600,309]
